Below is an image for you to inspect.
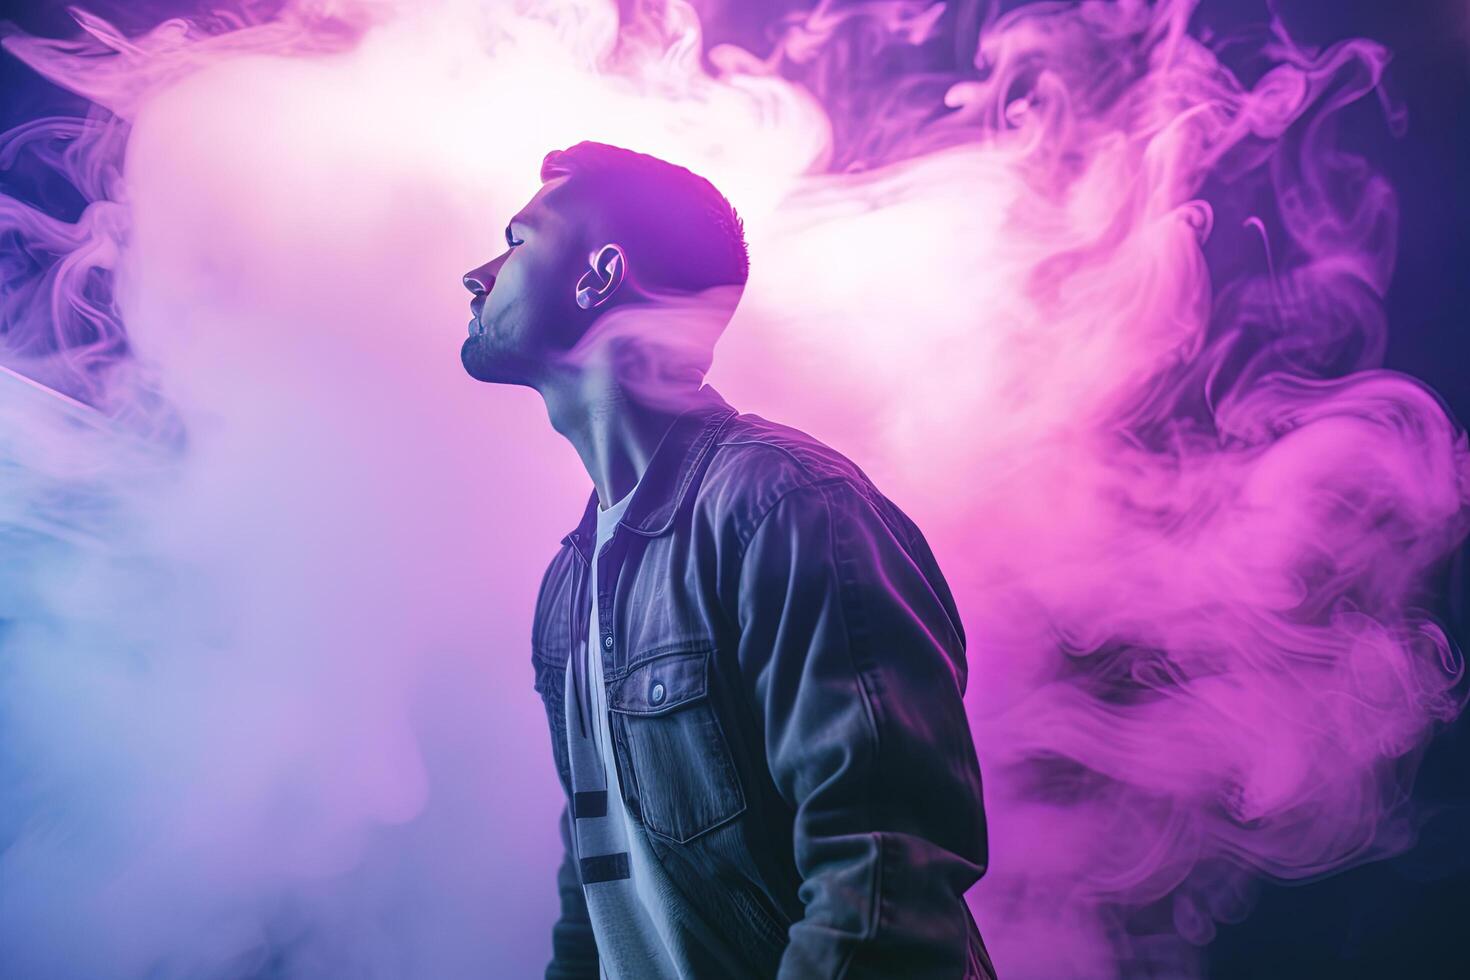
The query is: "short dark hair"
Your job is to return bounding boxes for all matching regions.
[540,142,749,294]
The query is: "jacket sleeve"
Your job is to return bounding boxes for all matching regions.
[546,800,599,979]
[735,479,988,979]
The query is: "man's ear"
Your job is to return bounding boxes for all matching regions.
[575,243,626,310]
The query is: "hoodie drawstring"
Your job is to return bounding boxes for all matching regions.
[569,559,590,739]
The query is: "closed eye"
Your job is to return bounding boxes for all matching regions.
[505,224,524,248]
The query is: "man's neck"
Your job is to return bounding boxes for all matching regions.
[539,369,702,510]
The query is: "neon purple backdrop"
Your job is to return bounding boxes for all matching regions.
[0,1,1466,977]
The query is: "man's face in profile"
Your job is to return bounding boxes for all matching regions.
[461,145,747,391]
[461,178,582,385]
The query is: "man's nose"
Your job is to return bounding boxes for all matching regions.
[463,267,493,295]
[464,252,508,294]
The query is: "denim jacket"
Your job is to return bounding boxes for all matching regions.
[530,385,996,979]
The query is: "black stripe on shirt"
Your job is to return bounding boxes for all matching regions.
[580,852,631,885]
[573,790,608,819]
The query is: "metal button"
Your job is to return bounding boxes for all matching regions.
[603,634,614,650]
[650,682,666,705]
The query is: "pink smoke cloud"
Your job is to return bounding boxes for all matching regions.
[0,1,1465,977]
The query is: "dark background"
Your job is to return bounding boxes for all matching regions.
[2,1,1466,976]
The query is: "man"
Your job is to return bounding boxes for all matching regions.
[461,142,996,979]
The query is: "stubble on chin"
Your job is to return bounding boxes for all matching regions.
[460,331,500,382]
[461,323,538,385]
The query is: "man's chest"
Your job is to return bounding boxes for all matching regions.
[537,531,751,848]
[551,532,724,679]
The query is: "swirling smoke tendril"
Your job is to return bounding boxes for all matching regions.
[1,0,1466,977]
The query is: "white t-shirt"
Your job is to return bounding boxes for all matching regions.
[564,486,684,979]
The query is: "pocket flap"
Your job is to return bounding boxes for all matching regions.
[609,648,710,715]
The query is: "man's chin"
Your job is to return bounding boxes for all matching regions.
[461,334,528,385]
[460,334,495,382]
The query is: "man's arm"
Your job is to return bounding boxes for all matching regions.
[546,801,599,979]
[736,479,988,979]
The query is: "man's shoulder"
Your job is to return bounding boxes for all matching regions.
[699,411,875,525]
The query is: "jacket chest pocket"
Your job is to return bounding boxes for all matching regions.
[607,645,746,843]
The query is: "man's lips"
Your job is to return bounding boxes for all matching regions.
[468,295,486,336]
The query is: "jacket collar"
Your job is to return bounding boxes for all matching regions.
[560,384,737,562]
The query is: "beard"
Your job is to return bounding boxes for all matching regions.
[461,331,516,384]
[459,310,547,386]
